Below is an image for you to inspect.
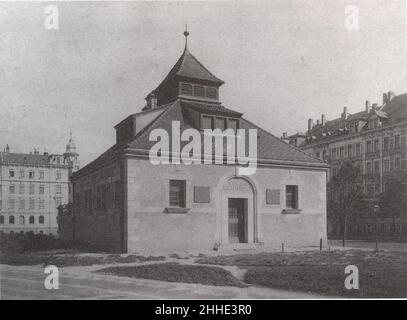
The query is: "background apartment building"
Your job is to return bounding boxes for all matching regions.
[286,91,407,239]
[0,135,79,235]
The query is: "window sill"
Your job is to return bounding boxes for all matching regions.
[282,209,302,214]
[165,207,190,214]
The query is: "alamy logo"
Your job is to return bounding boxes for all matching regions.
[149,121,258,175]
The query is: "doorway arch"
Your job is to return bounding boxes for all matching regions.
[219,176,257,246]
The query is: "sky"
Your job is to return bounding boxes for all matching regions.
[0,0,406,166]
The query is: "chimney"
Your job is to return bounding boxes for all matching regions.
[308,118,313,131]
[365,100,371,113]
[321,114,326,126]
[387,91,395,102]
[316,119,320,126]
[146,92,157,110]
[5,144,10,153]
[33,148,39,155]
[383,93,388,105]
[341,106,348,120]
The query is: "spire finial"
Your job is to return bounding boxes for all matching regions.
[183,23,189,50]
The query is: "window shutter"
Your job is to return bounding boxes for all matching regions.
[194,186,210,203]
[266,189,280,205]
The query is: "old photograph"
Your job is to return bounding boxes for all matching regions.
[0,0,406,303]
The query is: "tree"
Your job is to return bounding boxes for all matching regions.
[379,175,407,236]
[328,161,367,246]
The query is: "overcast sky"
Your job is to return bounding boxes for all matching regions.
[1,0,406,166]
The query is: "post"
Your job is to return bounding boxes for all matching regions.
[320,238,323,251]
[282,242,284,253]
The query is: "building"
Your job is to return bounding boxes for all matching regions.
[0,135,79,235]
[291,92,407,239]
[70,31,329,253]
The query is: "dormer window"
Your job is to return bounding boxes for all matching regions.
[201,114,239,131]
[206,87,218,99]
[215,117,226,130]
[179,82,219,101]
[193,85,205,97]
[202,116,213,130]
[180,83,193,95]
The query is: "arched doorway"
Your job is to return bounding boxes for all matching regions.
[220,177,257,246]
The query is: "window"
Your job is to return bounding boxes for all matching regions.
[193,85,205,97]
[169,180,186,208]
[19,215,25,225]
[202,116,213,130]
[29,216,34,224]
[206,87,218,99]
[8,198,15,210]
[402,159,406,171]
[331,148,337,159]
[374,140,379,152]
[374,161,380,173]
[38,199,45,209]
[180,83,193,95]
[39,171,44,180]
[19,169,24,179]
[9,215,15,224]
[19,184,25,194]
[29,171,34,179]
[395,157,401,170]
[19,199,25,210]
[29,198,35,210]
[347,144,352,157]
[0,215,4,224]
[228,119,239,132]
[383,137,389,150]
[39,215,44,224]
[366,162,372,175]
[29,184,35,194]
[56,170,61,180]
[395,135,400,149]
[56,184,62,194]
[193,186,210,203]
[9,185,15,194]
[384,159,390,172]
[266,189,280,205]
[366,141,372,153]
[286,185,298,209]
[316,151,320,159]
[39,184,44,194]
[215,117,226,130]
[9,170,15,178]
[355,143,361,155]
[340,147,344,158]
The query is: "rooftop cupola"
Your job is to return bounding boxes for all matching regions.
[144,27,225,110]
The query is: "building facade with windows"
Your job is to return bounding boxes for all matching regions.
[293,92,407,238]
[70,32,329,253]
[0,135,79,235]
